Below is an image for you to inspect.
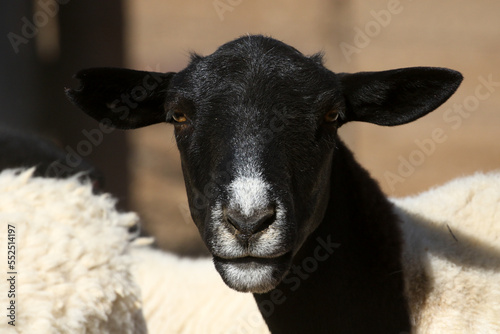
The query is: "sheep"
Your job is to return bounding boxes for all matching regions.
[66,34,499,333]
[0,167,269,334]
[0,168,147,334]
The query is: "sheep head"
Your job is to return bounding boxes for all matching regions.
[66,35,462,293]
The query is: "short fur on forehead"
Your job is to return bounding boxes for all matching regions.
[184,36,329,86]
[175,36,341,125]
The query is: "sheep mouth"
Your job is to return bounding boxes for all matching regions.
[213,253,293,293]
[214,253,290,266]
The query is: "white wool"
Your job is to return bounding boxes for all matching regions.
[0,169,147,334]
[392,172,500,333]
[130,247,270,334]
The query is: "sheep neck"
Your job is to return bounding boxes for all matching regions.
[253,139,411,333]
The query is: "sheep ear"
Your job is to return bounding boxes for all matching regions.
[338,67,463,126]
[66,68,175,129]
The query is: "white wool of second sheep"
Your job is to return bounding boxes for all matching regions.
[0,168,147,334]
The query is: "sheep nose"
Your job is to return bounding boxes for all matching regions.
[225,206,275,239]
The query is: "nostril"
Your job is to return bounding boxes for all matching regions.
[225,214,239,231]
[253,208,275,234]
[225,206,276,237]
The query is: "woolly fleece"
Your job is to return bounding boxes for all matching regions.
[393,172,500,334]
[0,169,147,334]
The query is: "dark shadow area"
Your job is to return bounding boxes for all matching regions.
[0,0,129,209]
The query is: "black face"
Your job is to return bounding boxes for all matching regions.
[67,35,463,294]
[165,38,344,292]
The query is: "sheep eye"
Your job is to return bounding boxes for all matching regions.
[324,110,339,123]
[172,111,188,123]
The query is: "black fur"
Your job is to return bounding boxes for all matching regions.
[66,68,174,129]
[338,67,463,126]
[254,142,411,333]
[66,35,463,333]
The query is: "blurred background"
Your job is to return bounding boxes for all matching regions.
[1,0,499,256]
